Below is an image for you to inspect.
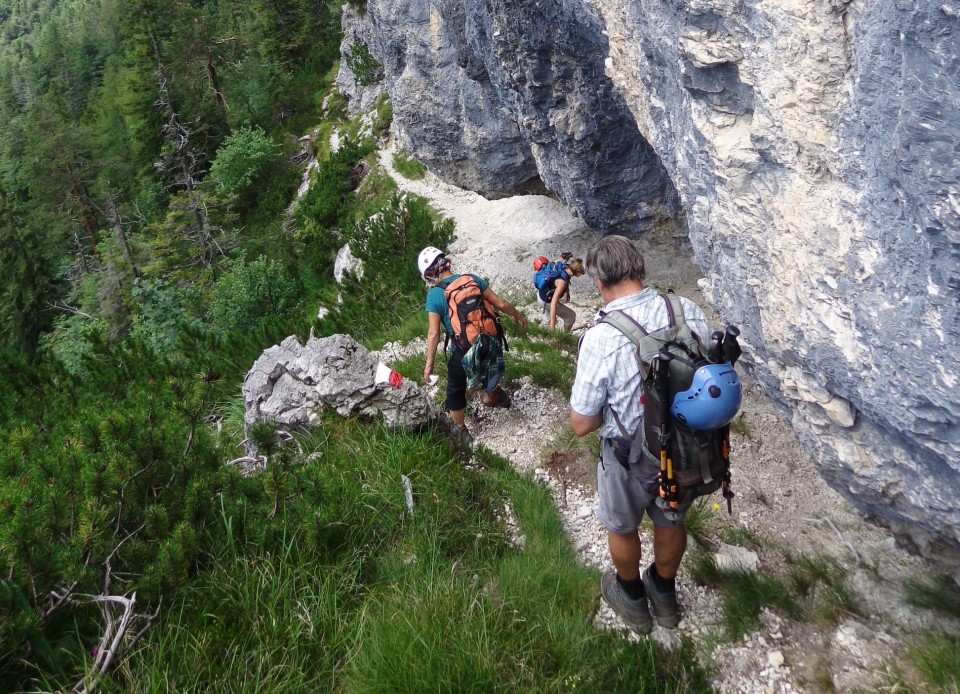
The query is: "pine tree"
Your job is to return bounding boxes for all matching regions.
[0,184,68,360]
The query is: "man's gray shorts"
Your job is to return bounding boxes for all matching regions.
[597,437,694,534]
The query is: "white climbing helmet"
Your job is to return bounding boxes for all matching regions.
[418,246,445,279]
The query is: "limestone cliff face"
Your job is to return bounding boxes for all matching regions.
[338,1,960,569]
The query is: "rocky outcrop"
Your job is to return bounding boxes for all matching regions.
[336,2,679,231]
[339,1,960,570]
[242,334,466,447]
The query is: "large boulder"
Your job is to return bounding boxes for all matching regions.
[242,334,463,447]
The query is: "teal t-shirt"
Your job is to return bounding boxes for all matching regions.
[426,273,490,336]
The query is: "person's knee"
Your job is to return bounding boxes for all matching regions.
[653,521,687,551]
[445,389,467,412]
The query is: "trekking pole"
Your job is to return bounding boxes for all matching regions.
[656,350,679,513]
[722,325,742,365]
[721,426,735,514]
[708,330,725,363]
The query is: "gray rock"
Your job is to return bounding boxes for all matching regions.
[242,334,465,450]
[337,0,677,232]
[334,243,363,284]
[715,543,760,572]
[342,0,960,576]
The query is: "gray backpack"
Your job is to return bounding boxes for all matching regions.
[599,292,735,516]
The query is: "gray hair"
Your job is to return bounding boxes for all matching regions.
[585,235,646,287]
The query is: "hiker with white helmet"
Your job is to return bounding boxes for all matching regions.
[569,235,713,635]
[418,246,528,431]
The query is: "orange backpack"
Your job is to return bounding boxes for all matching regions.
[443,275,504,352]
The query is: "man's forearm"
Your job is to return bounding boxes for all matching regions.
[570,409,602,436]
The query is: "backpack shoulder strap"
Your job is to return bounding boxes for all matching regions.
[660,292,685,328]
[597,310,648,346]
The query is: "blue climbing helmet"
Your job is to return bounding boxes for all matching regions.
[670,363,742,430]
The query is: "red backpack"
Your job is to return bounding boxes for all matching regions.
[443,275,504,352]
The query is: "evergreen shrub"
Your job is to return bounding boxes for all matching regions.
[295,137,373,238]
[0,334,334,689]
[323,192,453,343]
[345,40,382,87]
[208,126,281,202]
[208,256,300,335]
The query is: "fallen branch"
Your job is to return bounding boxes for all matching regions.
[69,592,160,694]
[226,455,264,467]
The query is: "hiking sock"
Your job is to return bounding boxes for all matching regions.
[649,562,676,593]
[616,574,646,601]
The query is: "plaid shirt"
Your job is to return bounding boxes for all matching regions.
[461,333,505,391]
[570,287,711,440]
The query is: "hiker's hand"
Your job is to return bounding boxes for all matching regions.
[515,314,528,329]
[423,365,433,384]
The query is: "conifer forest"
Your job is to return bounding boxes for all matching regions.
[0,1,485,689]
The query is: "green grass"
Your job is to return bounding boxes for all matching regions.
[546,424,601,460]
[689,546,862,641]
[683,498,720,551]
[114,426,714,691]
[907,633,960,692]
[393,149,427,180]
[505,324,579,393]
[721,524,766,549]
[688,551,799,640]
[784,553,861,624]
[355,157,399,219]
[904,574,960,618]
[880,632,960,694]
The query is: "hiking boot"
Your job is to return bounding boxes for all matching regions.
[641,566,680,628]
[600,571,652,635]
[482,388,512,409]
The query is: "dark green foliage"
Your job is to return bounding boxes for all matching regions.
[904,574,960,618]
[323,192,454,344]
[208,126,282,204]
[345,40,383,87]
[0,186,68,360]
[296,137,374,237]
[208,256,300,335]
[0,338,223,682]
[0,0,344,362]
[0,0,357,688]
[130,278,206,356]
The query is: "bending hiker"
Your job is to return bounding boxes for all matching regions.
[533,254,586,332]
[568,235,711,634]
[419,246,528,430]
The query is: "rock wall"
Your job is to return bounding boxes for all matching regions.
[337,1,679,231]
[339,1,960,571]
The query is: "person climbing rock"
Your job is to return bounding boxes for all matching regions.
[533,253,586,332]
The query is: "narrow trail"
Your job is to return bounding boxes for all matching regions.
[376,143,958,692]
